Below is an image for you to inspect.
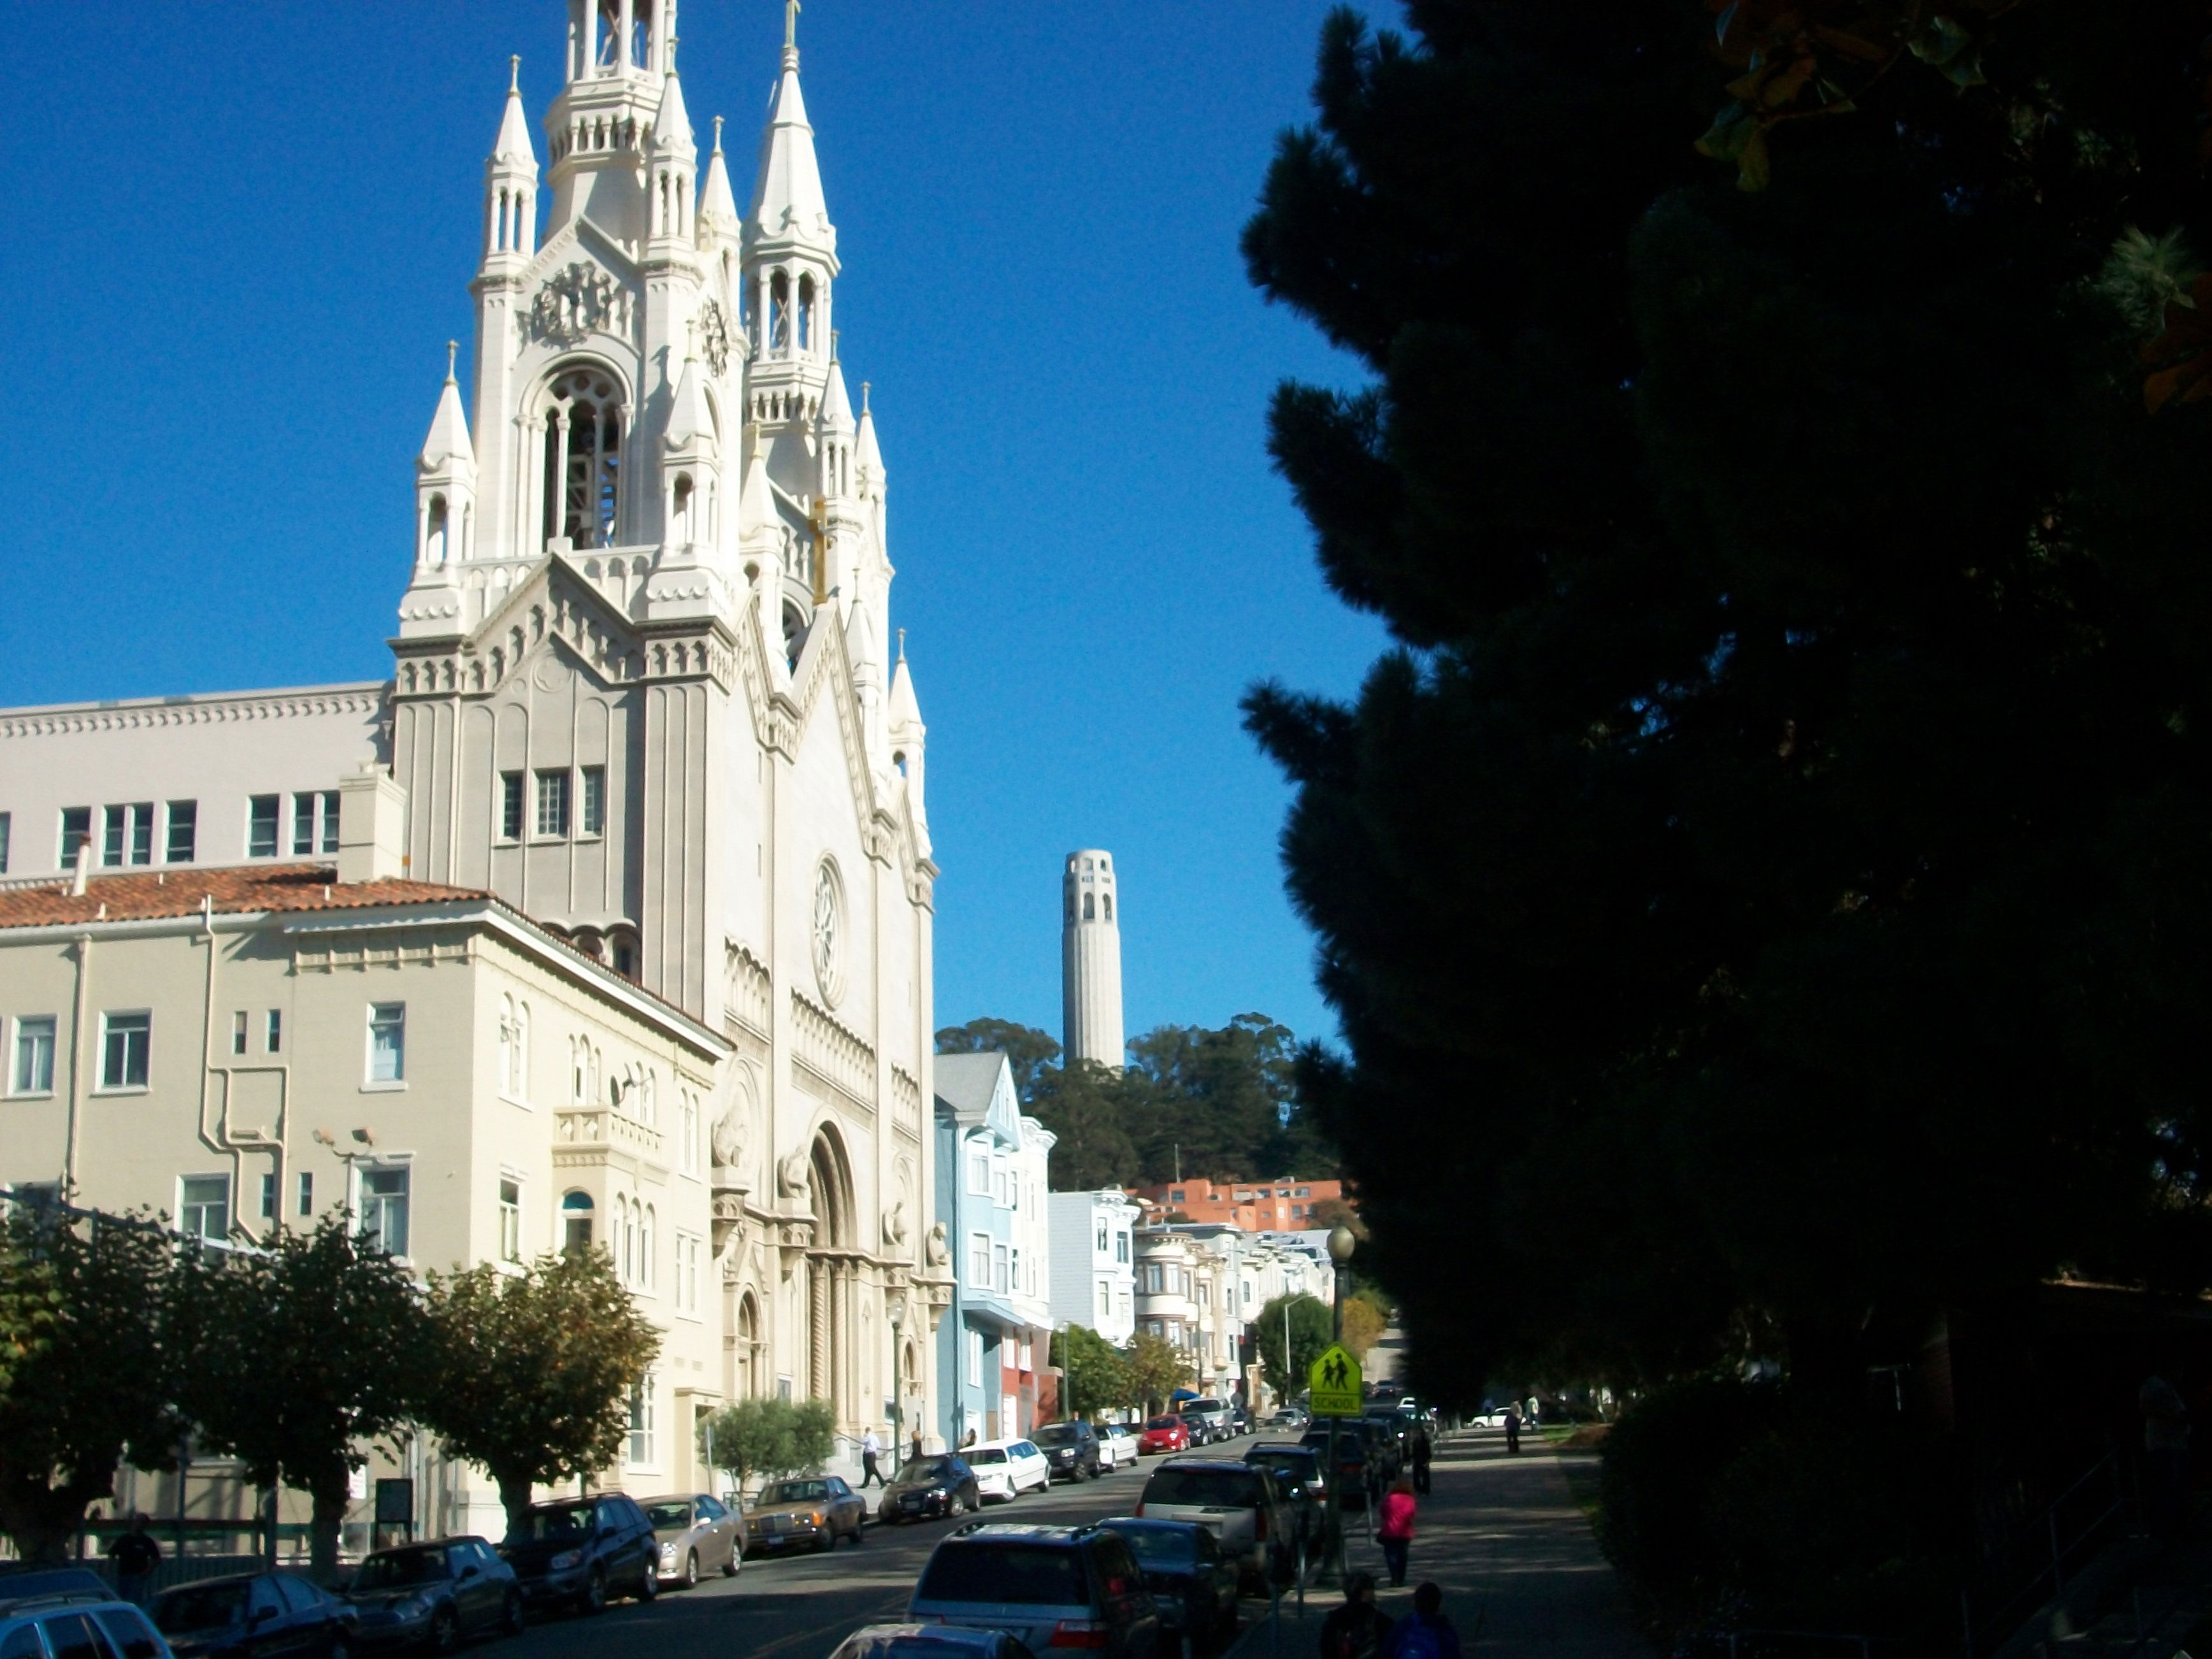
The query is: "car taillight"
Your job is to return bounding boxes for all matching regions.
[1133,1502,1145,1518]
[1049,1622,1110,1649]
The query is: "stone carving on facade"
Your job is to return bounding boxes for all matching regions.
[777,1149,812,1202]
[526,262,634,347]
[697,299,731,377]
[924,1220,949,1268]
[882,1199,908,1249]
[710,1101,749,1179]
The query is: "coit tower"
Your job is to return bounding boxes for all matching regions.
[1062,850,1125,1070]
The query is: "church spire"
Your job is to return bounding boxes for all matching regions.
[748,2,834,255]
[482,56,538,269]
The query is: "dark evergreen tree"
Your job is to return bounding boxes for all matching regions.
[1242,1,2212,1400]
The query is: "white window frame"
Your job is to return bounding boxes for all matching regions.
[994,1243,1010,1294]
[498,1174,524,1264]
[97,1010,151,1093]
[968,1231,993,1288]
[356,1160,413,1260]
[626,1372,659,1470]
[364,1002,406,1089]
[966,1148,990,1195]
[675,1231,702,1316]
[178,1174,230,1245]
[965,1328,984,1388]
[10,1015,57,1096]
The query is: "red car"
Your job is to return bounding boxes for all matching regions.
[1138,1415,1191,1454]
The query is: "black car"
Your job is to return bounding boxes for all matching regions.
[1242,1444,1335,1559]
[1031,1422,1102,1483]
[1298,1427,1376,1511]
[152,1574,358,1659]
[343,1539,519,1653]
[498,1493,657,1616]
[877,1454,982,1523]
[1094,1520,1237,1653]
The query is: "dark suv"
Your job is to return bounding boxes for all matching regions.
[499,1494,658,1616]
[1031,1421,1102,1483]
[908,1523,1161,1659]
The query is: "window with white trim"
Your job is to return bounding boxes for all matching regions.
[968,1232,992,1288]
[100,1011,150,1090]
[965,1328,984,1388]
[179,1175,229,1244]
[627,1374,657,1466]
[499,1177,522,1263]
[101,802,154,868]
[166,800,197,864]
[675,1232,701,1313]
[367,1003,405,1084]
[966,1149,989,1195]
[292,791,340,856]
[580,766,606,835]
[359,1165,411,1257]
[535,770,570,838]
[11,1016,55,1095]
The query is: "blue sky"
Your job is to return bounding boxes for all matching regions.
[0,1,1386,1052]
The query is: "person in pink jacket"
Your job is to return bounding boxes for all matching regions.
[1376,1474,1418,1586]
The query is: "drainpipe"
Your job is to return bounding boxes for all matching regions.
[62,931,92,1191]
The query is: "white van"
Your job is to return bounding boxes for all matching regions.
[965,1437,1051,1501]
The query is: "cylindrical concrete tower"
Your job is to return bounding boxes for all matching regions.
[1061,849,1124,1070]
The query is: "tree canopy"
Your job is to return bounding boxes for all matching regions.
[936,1014,1337,1188]
[1242,0,2212,1401]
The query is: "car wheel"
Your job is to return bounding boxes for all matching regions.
[680,1551,698,1590]
[722,1545,742,1577]
[849,1520,864,1547]
[501,1591,524,1637]
[580,1570,608,1617]
[428,1609,461,1654]
[637,1562,659,1602]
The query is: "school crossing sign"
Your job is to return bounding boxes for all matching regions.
[1308,1342,1363,1417]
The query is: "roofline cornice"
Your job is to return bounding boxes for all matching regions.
[0,682,391,737]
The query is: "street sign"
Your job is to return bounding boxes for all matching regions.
[1308,1343,1363,1416]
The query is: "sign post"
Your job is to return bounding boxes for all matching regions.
[1310,1343,1363,1587]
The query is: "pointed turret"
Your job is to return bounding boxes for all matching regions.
[748,6,835,255]
[482,56,540,271]
[666,352,715,454]
[414,344,477,577]
[854,380,884,496]
[492,55,535,165]
[420,359,477,470]
[698,116,741,250]
[654,67,696,154]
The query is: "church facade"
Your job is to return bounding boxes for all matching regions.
[0,0,949,1523]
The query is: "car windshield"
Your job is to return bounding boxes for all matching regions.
[1249,1453,1319,1484]
[762,1481,828,1505]
[1143,1468,1265,1508]
[352,1550,449,1589]
[645,1502,696,1530]
[970,1448,1007,1465]
[152,1583,249,1634]
[896,1459,952,1484]
[1031,1425,1080,1447]
[1146,1418,1182,1432]
[918,1544,1088,1606]
[508,1503,594,1543]
[1105,1527,1194,1567]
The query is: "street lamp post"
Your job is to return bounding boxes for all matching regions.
[1325,1224,1356,1586]
[889,1298,907,1465]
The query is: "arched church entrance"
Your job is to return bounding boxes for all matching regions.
[806,1129,854,1423]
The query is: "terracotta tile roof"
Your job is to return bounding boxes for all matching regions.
[0,865,491,930]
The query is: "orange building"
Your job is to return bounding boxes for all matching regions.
[1130,1176,1346,1231]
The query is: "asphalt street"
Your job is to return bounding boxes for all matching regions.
[494,1434,1274,1659]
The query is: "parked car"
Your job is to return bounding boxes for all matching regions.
[1137,1417,1191,1456]
[2,1578,173,1659]
[641,1492,743,1587]
[152,1572,358,1659]
[825,1625,1039,1659]
[1241,1444,1335,1562]
[966,1439,1051,1502]
[1178,1400,1232,1446]
[1096,1424,1140,1471]
[1261,1409,1309,1432]
[1135,1460,1293,1593]
[1298,1427,1377,1510]
[908,1523,1160,1659]
[499,1493,657,1615]
[745,1476,867,1553]
[346,1539,521,1650]
[878,1454,982,1523]
[1031,1421,1103,1483]
[1095,1520,1238,1655]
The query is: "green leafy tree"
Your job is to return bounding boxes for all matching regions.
[1051,1325,1131,1419]
[1123,1333,1193,1418]
[0,1206,178,1564]
[1254,1293,1332,1400]
[937,1020,1063,1103]
[699,1398,836,1498]
[420,1249,659,1535]
[1030,1063,1143,1189]
[173,1214,425,1572]
[1240,1,2212,1412]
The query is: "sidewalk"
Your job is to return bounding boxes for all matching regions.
[1247,1429,1644,1659]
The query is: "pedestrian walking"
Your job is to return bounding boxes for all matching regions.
[1411,1432,1432,1496]
[1318,1572,1393,1659]
[1381,1583,1463,1659]
[910,1428,924,1464]
[107,1513,161,1605]
[1503,1407,1521,1455]
[860,1426,885,1488]
[1376,1474,1417,1588]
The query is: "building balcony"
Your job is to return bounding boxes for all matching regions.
[554,1105,664,1174]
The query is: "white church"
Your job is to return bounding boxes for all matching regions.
[0,0,951,1539]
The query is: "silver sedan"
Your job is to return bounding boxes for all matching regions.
[642,1492,743,1588]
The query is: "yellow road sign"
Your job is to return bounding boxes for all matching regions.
[1308,1342,1363,1416]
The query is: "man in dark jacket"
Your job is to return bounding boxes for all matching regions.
[1381,1583,1463,1659]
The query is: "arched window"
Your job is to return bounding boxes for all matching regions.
[425,494,449,566]
[562,1191,594,1254]
[641,1203,656,1288]
[541,367,624,549]
[672,473,693,544]
[1103,893,1113,923]
[513,1002,530,1099]
[797,275,815,353]
[769,272,791,353]
[1083,892,1095,921]
[782,603,808,672]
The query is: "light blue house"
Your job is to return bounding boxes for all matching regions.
[934,1052,1056,1446]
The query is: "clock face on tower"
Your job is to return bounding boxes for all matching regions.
[812,861,843,1005]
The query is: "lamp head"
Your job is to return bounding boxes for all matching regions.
[889,1298,905,1331]
[1326,1223,1357,1265]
